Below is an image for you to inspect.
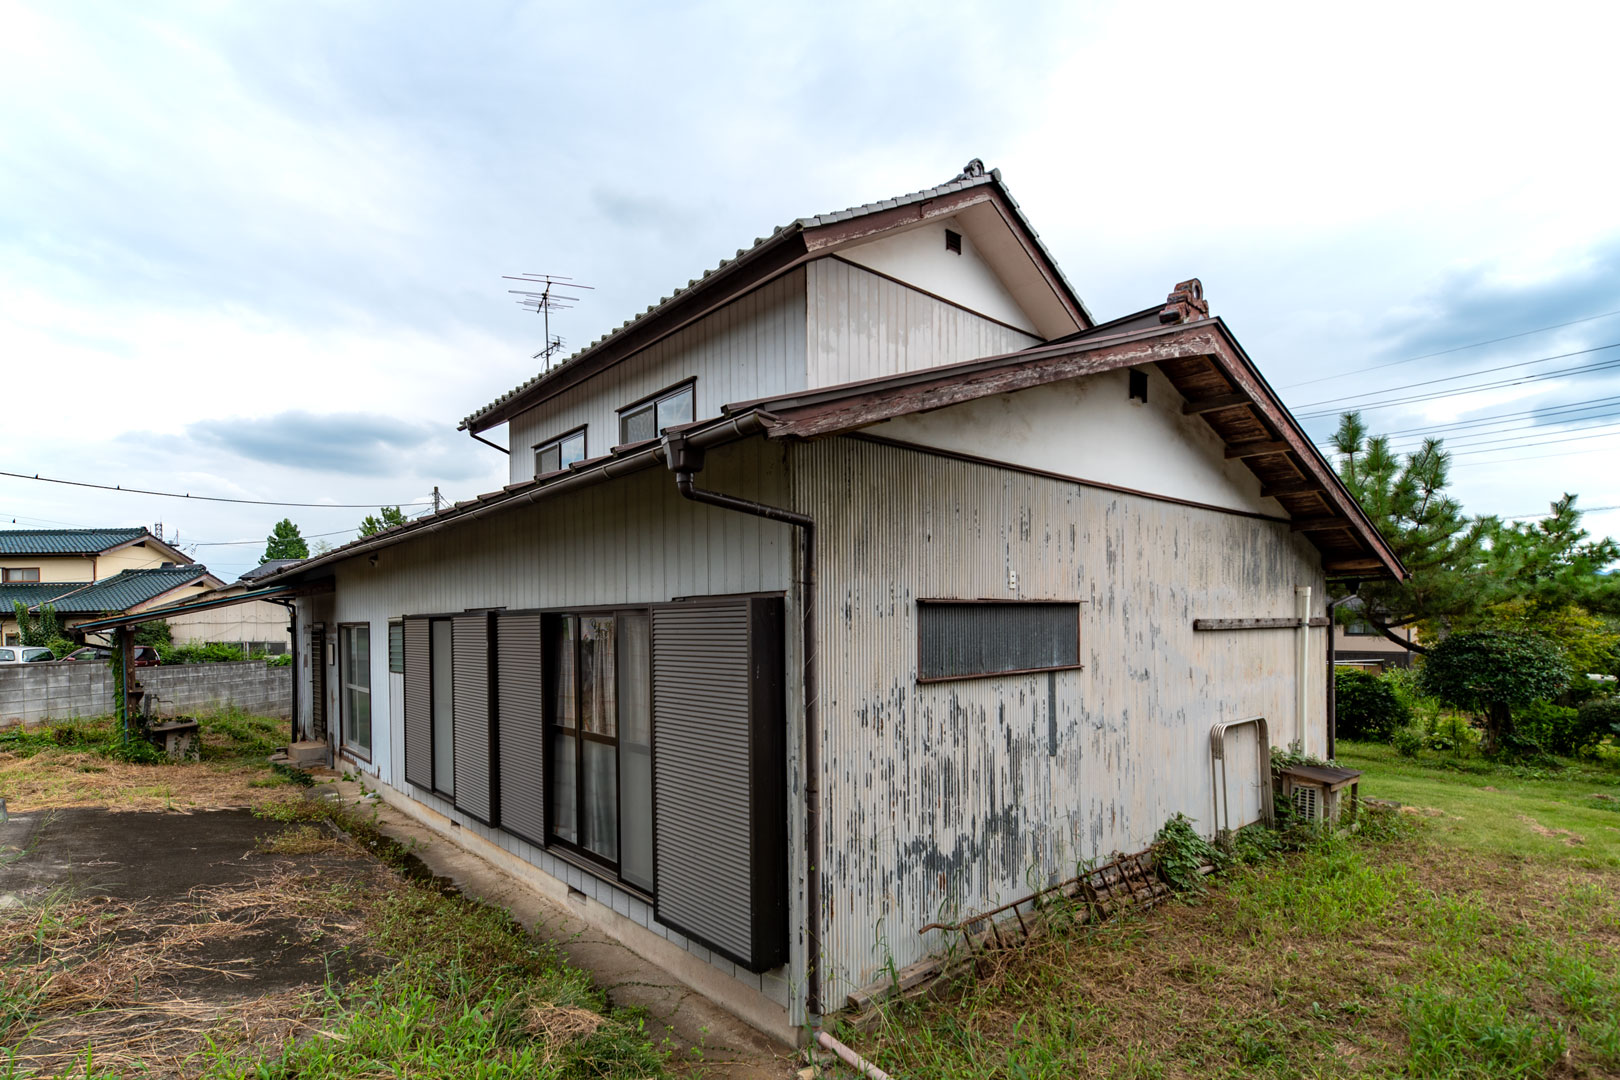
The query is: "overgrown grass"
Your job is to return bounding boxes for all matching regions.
[2,800,667,1079]
[1339,739,1620,868]
[850,788,1620,1078]
[0,710,298,811]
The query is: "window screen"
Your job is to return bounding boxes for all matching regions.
[917,602,1081,682]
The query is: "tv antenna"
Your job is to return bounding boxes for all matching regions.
[504,273,594,369]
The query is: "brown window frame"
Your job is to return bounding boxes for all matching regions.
[2,567,41,583]
[541,606,653,892]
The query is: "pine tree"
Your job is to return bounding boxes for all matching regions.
[262,519,309,563]
[358,506,408,537]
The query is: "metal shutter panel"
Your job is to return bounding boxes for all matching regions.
[403,618,432,789]
[495,613,545,846]
[452,612,495,824]
[652,597,786,972]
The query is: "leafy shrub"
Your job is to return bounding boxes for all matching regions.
[263,651,293,667]
[1335,668,1412,741]
[1393,725,1425,757]
[158,641,248,664]
[1576,697,1620,746]
[1513,699,1588,756]
[1153,812,1223,893]
[134,619,172,648]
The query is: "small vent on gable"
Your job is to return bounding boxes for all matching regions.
[944,229,962,255]
[1128,369,1148,403]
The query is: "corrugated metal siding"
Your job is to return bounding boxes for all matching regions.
[496,613,545,845]
[312,440,802,1012]
[805,258,1042,388]
[917,602,1079,680]
[403,618,431,789]
[452,612,494,824]
[792,436,1327,1000]
[506,268,808,485]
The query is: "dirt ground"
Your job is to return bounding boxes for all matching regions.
[1,806,393,1076]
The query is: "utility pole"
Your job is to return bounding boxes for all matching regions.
[431,486,442,513]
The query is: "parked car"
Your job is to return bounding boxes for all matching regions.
[61,645,161,666]
[0,646,56,663]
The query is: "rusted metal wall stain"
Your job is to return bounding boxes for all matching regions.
[793,435,1326,1000]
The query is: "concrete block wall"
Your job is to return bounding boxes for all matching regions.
[0,661,291,727]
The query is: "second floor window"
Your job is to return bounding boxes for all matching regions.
[534,428,587,477]
[619,381,694,445]
[3,568,40,582]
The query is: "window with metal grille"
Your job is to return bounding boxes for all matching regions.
[945,228,962,254]
[917,601,1082,682]
[618,381,695,445]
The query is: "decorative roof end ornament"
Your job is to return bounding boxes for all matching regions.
[1159,278,1209,324]
[954,158,988,181]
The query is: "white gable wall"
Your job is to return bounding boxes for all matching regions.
[856,365,1287,518]
[835,216,1040,335]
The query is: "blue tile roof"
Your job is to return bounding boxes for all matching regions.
[3,567,215,615]
[0,528,148,555]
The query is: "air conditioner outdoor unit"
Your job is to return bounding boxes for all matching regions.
[1276,764,1362,825]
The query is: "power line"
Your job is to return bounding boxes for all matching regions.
[1366,395,1620,440]
[190,527,362,547]
[1292,342,1620,411]
[1278,308,1620,390]
[1294,354,1620,420]
[1446,426,1620,457]
[0,470,435,509]
[1380,414,1620,453]
[1503,503,1620,520]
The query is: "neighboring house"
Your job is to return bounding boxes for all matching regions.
[1333,597,1416,672]
[149,560,303,654]
[253,162,1400,1040]
[1,565,224,644]
[0,528,211,644]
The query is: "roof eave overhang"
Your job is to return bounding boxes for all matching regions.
[734,319,1405,581]
[71,581,334,632]
[463,230,810,434]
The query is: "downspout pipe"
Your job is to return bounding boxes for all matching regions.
[1325,593,1347,760]
[271,598,300,746]
[663,431,824,1021]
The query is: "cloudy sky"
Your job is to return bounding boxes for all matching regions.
[3,0,1619,580]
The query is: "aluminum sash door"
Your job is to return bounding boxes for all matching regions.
[403,617,432,789]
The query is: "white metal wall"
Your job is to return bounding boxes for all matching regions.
[805,257,1042,388]
[505,269,808,484]
[297,441,804,1015]
[793,436,1327,1000]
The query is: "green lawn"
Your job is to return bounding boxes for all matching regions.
[1338,740,1620,868]
[846,748,1620,1079]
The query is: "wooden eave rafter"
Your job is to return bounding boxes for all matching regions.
[745,319,1403,580]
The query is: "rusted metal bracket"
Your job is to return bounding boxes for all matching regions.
[1210,715,1275,835]
[916,848,1167,959]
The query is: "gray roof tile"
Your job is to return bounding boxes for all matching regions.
[0,528,148,556]
[460,161,1090,431]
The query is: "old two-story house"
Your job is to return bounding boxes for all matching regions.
[243,162,1398,1041]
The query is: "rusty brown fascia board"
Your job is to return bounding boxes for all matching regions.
[746,320,1407,582]
[259,413,771,586]
[463,231,811,435]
